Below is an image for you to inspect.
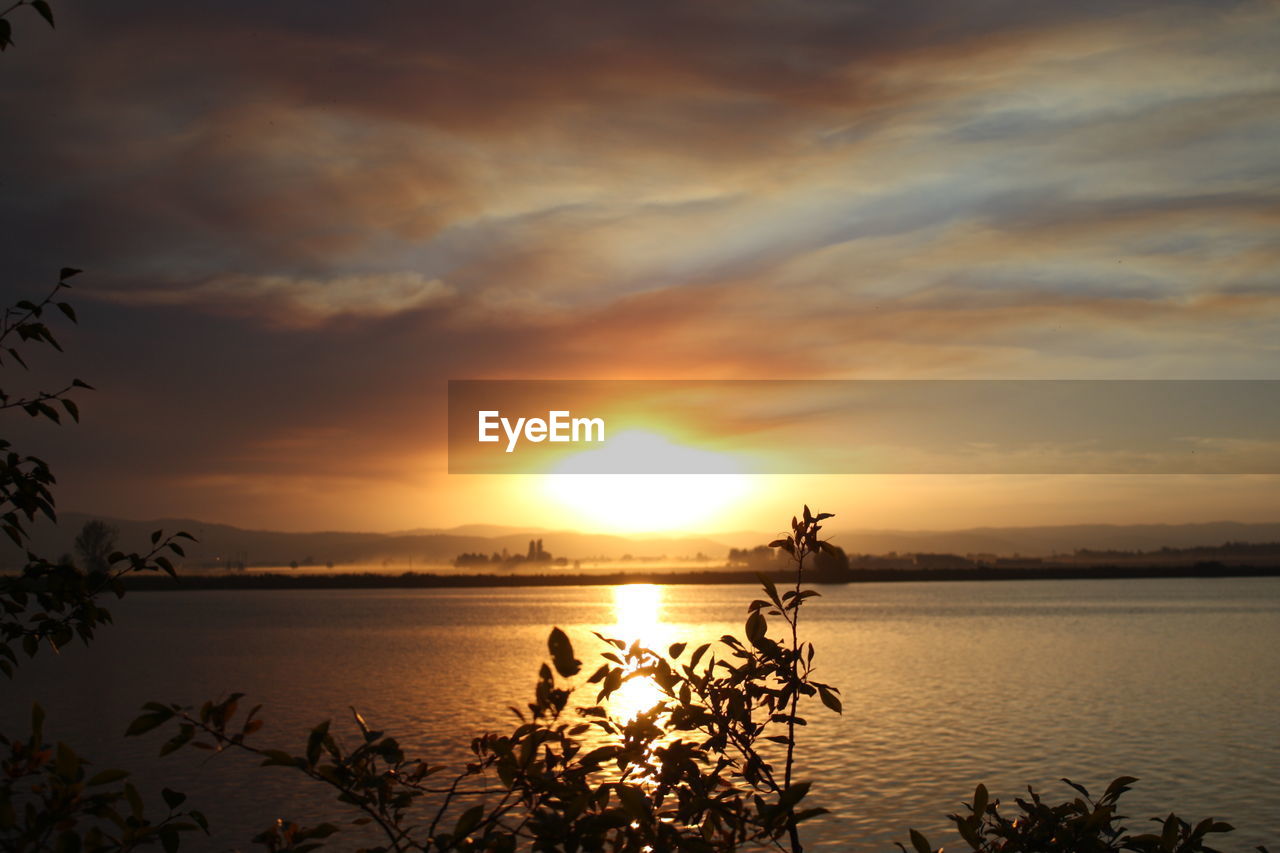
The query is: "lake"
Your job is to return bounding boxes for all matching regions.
[3,577,1277,850]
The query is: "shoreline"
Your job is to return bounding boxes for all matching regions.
[112,562,1280,591]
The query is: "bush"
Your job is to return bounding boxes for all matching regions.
[0,275,204,850]
[900,776,1264,853]
[131,509,844,852]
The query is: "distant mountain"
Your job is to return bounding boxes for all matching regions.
[390,523,556,538]
[835,522,1280,557]
[4,513,734,570]
[5,514,1279,571]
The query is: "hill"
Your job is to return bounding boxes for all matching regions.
[6,514,1280,572]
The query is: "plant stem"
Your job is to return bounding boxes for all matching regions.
[783,547,804,852]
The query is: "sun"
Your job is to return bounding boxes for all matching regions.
[540,430,753,534]
[608,584,672,721]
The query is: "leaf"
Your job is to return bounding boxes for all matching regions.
[452,803,485,839]
[124,782,144,820]
[616,784,648,820]
[909,828,933,853]
[259,749,298,767]
[125,711,171,737]
[162,787,187,810]
[87,768,131,786]
[1102,775,1138,803]
[351,706,371,739]
[817,683,842,714]
[1062,778,1091,800]
[155,555,176,578]
[60,267,82,280]
[778,780,812,810]
[973,783,988,815]
[757,572,783,610]
[306,720,330,767]
[31,1,55,28]
[159,724,194,757]
[745,610,767,646]
[547,626,581,678]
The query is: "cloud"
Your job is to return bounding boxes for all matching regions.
[107,271,455,325]
[2,0,1277,528]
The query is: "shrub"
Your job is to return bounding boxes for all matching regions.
[131,508,844,852]
[900,776,1267,853]
[0,277,202,851]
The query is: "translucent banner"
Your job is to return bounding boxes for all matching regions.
[447,380,1280,474]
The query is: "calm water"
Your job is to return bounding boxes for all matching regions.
[3,578,1277,850]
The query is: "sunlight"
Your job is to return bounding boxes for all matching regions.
[541,430,753,533]
[609,584,671,720]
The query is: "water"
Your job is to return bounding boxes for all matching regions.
[3,577,1277,850]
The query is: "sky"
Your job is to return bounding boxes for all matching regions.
[1,0,1278,535]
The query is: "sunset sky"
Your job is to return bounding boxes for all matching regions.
[2,0,1278,535]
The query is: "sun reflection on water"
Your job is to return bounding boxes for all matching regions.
[609,584,672,721]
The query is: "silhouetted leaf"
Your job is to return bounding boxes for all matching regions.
[87,768,130,786]
[817,683,842,714]
[548,626,581,678]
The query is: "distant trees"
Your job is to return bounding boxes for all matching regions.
[729,544,781,568]
[730,542,849,575]
[455,538,556,568]
[74,519,118,573]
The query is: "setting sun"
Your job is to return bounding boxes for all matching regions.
[541,431,754,533]
[608,583,671,721]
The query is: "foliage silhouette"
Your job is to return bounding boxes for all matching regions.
[2,13,210,846]
[899,776,1268,853]
[132,508,842,852]
[0,0,55,52]
[0,277,203,850]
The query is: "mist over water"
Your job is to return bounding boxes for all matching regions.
[4,578,1277,850]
